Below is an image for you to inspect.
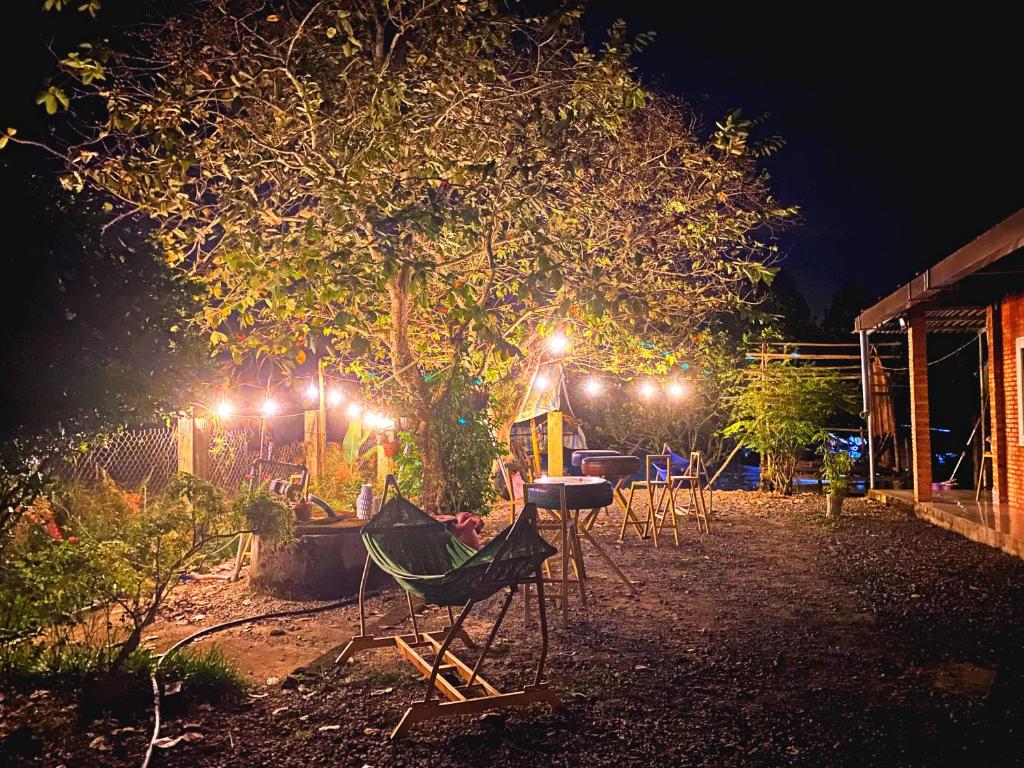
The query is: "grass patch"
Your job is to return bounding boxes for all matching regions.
[157,646,249,698]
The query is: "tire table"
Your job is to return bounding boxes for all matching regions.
[525,475,636,622]
[581,454,644,541]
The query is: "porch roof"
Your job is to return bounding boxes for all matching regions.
[854,208,1024,333]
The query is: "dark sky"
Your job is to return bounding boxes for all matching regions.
[4,3,1024,314]
[584,4,1024,312]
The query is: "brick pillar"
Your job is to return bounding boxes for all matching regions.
[987,304,1008,502]
[908,308,932,501]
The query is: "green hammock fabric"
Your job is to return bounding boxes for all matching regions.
[362,495,557,607]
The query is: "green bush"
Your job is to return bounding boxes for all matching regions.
[725,364,857,494]
[0,472,294,683]
[394,377,503,515]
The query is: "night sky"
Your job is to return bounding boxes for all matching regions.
[3,3,1023,315]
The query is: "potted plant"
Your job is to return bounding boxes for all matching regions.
[820,443,854,519]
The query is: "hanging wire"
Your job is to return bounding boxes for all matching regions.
[880,333,980,372]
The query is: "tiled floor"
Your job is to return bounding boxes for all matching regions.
[871,486,1024,558]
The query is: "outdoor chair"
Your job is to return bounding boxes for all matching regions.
[620,454,673,547]
[655,448,711,541]
[336,475,560,738]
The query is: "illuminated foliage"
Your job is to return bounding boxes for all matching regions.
[54,0,793,508]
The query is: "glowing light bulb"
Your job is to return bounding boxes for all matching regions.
[639,381,655,399]
[378,415,395,430]
[584,378,602,396]
[346,403,362,419]
[327,389,343,407]
[668,382,685,398]
[304,382,319,401]
[535,374,551,389]
[261,399,279,417]
[213,401,233,419]
[547,332,570,354]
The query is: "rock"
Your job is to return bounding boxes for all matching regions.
[266,677,281,686]
[270,628,287,636]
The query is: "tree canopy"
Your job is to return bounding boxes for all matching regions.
[44,0,793,507]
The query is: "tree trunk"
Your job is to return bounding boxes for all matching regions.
[387,268,441,509]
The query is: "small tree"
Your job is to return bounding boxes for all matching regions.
[725,364,856,494]
[58,473,291,672]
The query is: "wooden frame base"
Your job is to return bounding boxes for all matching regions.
[336,630,560,739]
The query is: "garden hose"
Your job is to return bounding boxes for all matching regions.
[140,590,380,768]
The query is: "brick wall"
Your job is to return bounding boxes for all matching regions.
[998,292,1024,508]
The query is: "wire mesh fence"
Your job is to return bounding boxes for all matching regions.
[52,423,314,498]
[208,425,258,496]
[54,427,178,491]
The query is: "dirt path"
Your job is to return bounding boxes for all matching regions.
[6,491,1024,767]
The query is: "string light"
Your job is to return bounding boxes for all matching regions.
[535,373,551,389]
[346,403,362,419]
[668,382,686,398]
[584,378,602,396]
[261,399,279,417]
[639,381,656,399]
[304,382,319,401]
[327,389,343,407]
[213,401,233,419]
[547,332,570,354]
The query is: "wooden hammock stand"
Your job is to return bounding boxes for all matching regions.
[335,481,560,739]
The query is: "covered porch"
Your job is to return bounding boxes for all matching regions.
[855,208,1024,556]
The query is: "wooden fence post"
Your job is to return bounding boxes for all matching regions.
[305,409,325,485]
[177,409,210,480]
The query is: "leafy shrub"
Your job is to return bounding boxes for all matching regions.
[0,472,294,682]
[395,411,503,516]
[820,440,854,498]
[232,490,293,541]
[725,364,857,494]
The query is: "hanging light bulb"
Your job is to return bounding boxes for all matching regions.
[327,389,343,407]
[346,403,362,419]
[547,332,570,355]
[304,382,319,401]
[261,399,279,417]
[535,373,551,389]
[668,381,686,399]
[213,400,234,419]
[639,381,656,399]
[584,378,602,396]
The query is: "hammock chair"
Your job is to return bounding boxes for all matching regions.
[336,475,561,738]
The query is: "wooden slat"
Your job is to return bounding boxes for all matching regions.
[394,636,467,702]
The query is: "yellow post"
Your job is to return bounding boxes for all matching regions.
[547,410,563,477]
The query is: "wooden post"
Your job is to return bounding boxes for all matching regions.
[177,409,210,480]
[304,409,324,484]
[546,410,563,477]
[907,307,932,502]
[317,362,328,483]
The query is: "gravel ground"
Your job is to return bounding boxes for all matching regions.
[5,491,1024,767]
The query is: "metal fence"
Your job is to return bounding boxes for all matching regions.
[55,427,178,491]
[53,424,308,497]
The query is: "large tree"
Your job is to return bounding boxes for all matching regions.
[40,0,792,509]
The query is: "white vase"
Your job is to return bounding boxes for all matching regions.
[356,484,374,520]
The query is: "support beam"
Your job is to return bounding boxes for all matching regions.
[987,305,1008,502]
[907,308,932,502]
[858,330,876,490]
